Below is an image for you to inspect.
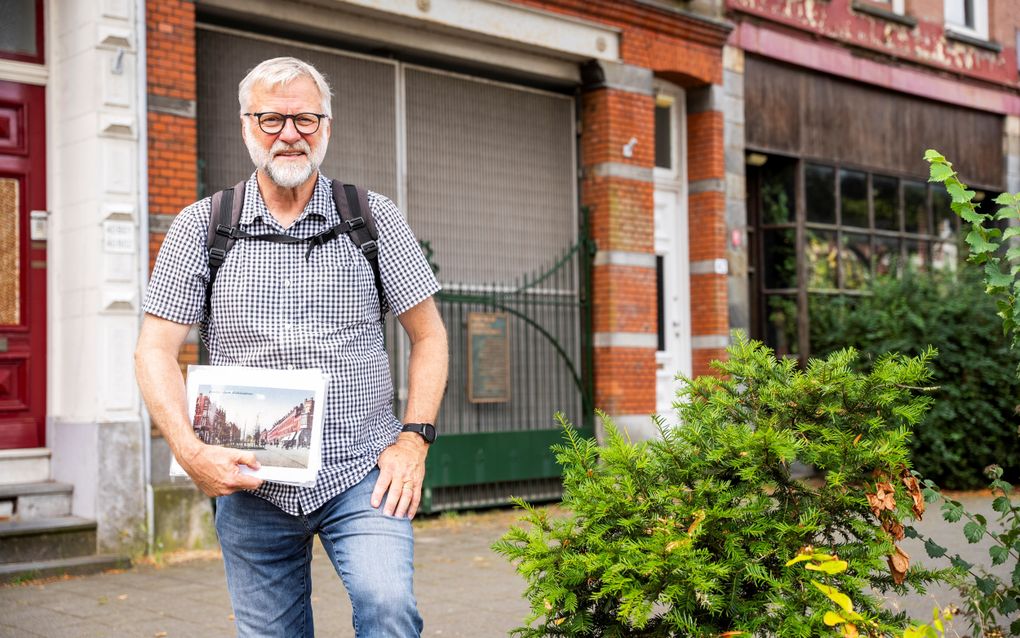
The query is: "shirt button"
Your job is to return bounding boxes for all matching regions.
[284,279,292,287]
[287,364,295,370]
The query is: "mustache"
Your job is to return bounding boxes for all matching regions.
[270,139,311,156]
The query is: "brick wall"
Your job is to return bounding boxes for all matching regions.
[146,0,198,373]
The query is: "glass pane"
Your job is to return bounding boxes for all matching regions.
[0,0,38,58]
[805,163,835,223]
[0,178,20,325]
[809,294,852,356]
[841,232,871,289]
[654,105,671,170]
[840,169,869,228]
[762,228,797,289]
[904,181,929,234]
[806,229,838,290]
[874,235,901,277]
[872,174,899,231]
[765,295,798,357]
[933,189,956,240]
[905,239,930,273]
[760,158,796,224]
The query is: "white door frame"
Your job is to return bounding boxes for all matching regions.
[653,80,691,419]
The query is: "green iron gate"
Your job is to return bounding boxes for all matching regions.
[409,214,595,513]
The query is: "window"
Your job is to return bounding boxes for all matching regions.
[654,95,674,171]
[0,0,43,63]
[944,0,989,40]
[748,155,978,362]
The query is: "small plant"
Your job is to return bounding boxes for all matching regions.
[785,548,955,638]
[494,335,951,637]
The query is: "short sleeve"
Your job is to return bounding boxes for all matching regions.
[368,192,441,316]
[142,200,211,325]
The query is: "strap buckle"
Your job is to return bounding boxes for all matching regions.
[215,224,237,239]
[347,216,366,231]
[360,239,378,260]
[209,247,227,267]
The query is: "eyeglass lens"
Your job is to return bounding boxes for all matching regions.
[257,113,321,135]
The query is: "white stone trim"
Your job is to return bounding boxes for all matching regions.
[593,332,658,349]
[334,0,620,61]
[590,162,655,182]
[690,258,728,275]
[0,59,48,85]
[593,250,656,268]
[692,334,730,349]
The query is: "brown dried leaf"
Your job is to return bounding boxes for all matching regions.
[882,517,905,541]
[901,472,925,519]
[887,544,910,585]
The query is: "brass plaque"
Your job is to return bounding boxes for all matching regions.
[0,179,19,325]
[467,312,510,403]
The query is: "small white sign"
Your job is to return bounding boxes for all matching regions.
[103,219,135,253]
[30,210,48,241]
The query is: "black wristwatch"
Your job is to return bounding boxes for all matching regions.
[401,422,437,444]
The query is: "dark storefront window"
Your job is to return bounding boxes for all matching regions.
[748,154,977,362]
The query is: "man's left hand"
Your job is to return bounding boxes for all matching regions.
[372,433,428,518]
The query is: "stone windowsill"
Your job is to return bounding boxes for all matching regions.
[945,28,1003,53]
[850,1,918,28]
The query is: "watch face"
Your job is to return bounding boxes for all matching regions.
[422,423,437,443]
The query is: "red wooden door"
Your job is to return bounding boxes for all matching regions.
[0,81,46,449]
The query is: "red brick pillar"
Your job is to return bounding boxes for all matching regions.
[687,86,730,376]
[580,62,658,440]
[146,0,198,373]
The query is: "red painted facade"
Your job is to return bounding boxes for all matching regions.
[728,0,1020,90]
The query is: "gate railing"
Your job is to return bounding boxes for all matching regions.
[410,213,595,512]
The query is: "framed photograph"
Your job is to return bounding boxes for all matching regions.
[169,365,329,487]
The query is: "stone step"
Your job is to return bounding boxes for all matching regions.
[0,448,50,485]
[0,517,97,564]
[0,554,132,585]
[0,481,74,520]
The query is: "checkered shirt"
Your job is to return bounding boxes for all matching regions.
[143,172,441,515]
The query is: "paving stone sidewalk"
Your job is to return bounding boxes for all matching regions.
[1,495,1015,637]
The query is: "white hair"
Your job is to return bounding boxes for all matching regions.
[238,57,333,118]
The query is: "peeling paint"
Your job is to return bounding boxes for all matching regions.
[726,0,1018,87]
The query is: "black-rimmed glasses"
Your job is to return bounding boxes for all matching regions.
[244,112,328,135]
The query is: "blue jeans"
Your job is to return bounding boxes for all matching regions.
[214,468,423,637]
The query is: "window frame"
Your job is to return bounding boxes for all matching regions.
[944,0,990,41]
[0,0,45,64]
[749,152,967,363]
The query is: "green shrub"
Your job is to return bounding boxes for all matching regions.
[809,266,1020,490]
[494,336,950,637]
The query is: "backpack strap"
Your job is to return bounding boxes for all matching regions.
[206,180,246,318]
[331,180,386,318]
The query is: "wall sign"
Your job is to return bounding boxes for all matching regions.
[467,311,510,403]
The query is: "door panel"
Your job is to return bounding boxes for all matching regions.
[0,80,46,449]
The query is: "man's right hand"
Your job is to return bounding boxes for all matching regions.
[177,441,264,497]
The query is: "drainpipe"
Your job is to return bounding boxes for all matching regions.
[136,0,154,556]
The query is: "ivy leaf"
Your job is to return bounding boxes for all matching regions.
[965,230,998,254]
[923,149,946,162]
[904,525,920,539]
[993,496,1011,513]
[995,191,1016,206]
[975,575,999,596]
[947,182,976,203]
[959,206,986,223]
[1006,246,1020,262]
[950,556,973,571]
[929,163,955,183]
[997,206,1020,221]
[990,545,1010,566]
[964,521,986,543]
[941,500,963,522]
[999,596,1019,614]
[922,487,940,504]
[985,262,1013,288]
[924,538,947,558]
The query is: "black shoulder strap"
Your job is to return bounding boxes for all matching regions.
[331,180,386,318]
[206,181,246,318]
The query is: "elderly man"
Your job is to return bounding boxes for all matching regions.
[135,57,447,637]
